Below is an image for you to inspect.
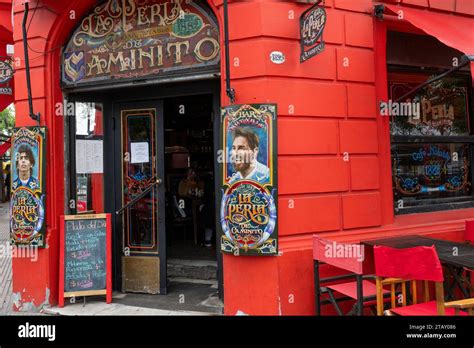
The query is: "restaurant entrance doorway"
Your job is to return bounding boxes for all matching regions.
[67,80,223,312]
[162,95,220,310]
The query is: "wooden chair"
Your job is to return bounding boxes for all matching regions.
[374,245,474,316]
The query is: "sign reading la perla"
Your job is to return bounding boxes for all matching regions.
[300,0,327,62]
[62,0,220,87]
[10,127,47,247]
[220,104,278,256]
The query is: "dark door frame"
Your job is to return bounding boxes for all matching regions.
[115,100,166,294]
[65,78,224,299]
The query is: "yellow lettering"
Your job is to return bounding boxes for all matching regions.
[130,49,136,70]
[106,51,128,73]
[238,194,251,204]
[156,45,163,66]
[137,6,150,26]
[162,2,175,23]
[150,4,163,25]
[121,0,136,30]
[194,37,220,62]
[87,55,106,76]
[242,204,252,218]
[167,41,189,64]
[95,15,109,33]
[138,47,155,69]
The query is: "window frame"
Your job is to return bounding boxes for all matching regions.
[65,99,106,215]
[388,65,474,215]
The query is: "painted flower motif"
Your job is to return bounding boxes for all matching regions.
[400,177,418,190]
[448,176,461,188]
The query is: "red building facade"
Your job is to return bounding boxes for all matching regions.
[6,0,474,315]
[0,0,13,111]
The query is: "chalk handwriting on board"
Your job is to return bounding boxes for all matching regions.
[64,218,107,293]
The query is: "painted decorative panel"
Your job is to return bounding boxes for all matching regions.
[62,0,220,87]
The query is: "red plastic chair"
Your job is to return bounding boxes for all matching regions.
[374,245,474,316]
[313,235,389,316]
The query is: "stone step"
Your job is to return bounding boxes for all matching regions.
[167,259,217,280]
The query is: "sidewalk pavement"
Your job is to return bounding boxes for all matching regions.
[0,202,220,316]
[0,202,12,314]
[44,300,216,316]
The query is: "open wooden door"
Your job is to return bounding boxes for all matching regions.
[115,100,166,294]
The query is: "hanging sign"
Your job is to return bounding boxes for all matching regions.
[0,58,14,95]
[10,127,47,247]
[62,0,220,87]
[300,0,327,63]
[220,104,278,256]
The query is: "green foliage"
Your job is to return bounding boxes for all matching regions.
[0,105,15,135]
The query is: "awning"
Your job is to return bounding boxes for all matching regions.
[385,5,474,80]
[0,139,11,158]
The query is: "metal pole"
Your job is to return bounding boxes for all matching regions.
[223,0,235,104]
[314,260,321,315]
[115,179,161,215]
[356,274,363,316]
[22,3,40,123]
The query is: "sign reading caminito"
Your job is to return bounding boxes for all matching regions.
[62,0,220,87]
[300,0,327,62]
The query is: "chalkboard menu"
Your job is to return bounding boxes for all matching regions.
[59,214,112,306]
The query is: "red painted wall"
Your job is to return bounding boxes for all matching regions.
[0,0,13,111]
[0,0,12,57]
[9,0,225,313]
[10,0,474,314]
[222,0,474,316]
